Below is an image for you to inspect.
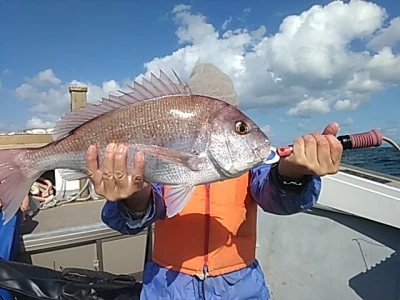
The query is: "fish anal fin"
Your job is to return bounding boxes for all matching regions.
[52,70,192,141]
[164,185,195,217]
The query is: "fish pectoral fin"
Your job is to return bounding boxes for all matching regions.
[164,185,195,218]
[133,144,206,171]
[59,169,88,181]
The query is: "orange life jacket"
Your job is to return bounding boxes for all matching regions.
[152,171,258,278]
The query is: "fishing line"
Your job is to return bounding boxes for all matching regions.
[382,136,400,151]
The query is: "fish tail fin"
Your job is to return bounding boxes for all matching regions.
[0,148,40,224]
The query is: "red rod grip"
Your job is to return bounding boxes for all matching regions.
[348,129,382,149]
[277,129,383,157]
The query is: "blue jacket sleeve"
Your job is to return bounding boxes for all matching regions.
[101,183,166,235]
[250,163,321,215]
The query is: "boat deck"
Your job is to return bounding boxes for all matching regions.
[11,161,399,299]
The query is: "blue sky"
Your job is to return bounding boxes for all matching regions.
[0,0,399,147]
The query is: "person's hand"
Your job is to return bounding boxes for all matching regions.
[278,122,343,180]
[86,143,151,210]
[42,185,53,198]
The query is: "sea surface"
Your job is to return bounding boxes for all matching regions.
[341,147,400,178]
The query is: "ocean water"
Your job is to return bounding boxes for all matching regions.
[341,147,400,178]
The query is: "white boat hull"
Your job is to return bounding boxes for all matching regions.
[256,165,400,299]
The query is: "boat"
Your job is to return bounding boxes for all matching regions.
[0,87,399,300]
[256,163,400,300]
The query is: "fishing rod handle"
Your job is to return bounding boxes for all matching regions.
[277,129,383,157]
[338,129,382,150]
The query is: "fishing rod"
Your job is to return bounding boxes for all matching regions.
[276,129,400,158]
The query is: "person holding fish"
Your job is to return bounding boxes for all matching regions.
[85,64,343,300]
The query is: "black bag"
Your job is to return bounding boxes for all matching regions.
[0,259,142,300]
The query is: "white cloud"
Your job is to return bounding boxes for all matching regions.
[173,4,218,45]
[27,69,61,86]
[221,17,232,30]
[287,98,331,117]
[261,124,275,137]
[140,1,399,113]
[11,0,400,128]
[367,47,400,84]
[344,71,384,93]
[26,117,54,129]
[342,117,354,127]
[334,99,361,111]
[14,70,127,129]
[297,119,310,130]
[367,17,400,51]
[243,8,251,14]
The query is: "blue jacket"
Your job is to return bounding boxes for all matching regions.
[0,209,23,300]
[101,163,321,299]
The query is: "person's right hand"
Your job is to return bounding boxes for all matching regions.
[86,143,150,206]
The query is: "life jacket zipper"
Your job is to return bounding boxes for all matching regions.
[192,185,210,297]
[201,265,208,300]
[200,184,211,299]
[204,184,210,276]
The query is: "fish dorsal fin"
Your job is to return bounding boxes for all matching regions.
[52,69,192,141]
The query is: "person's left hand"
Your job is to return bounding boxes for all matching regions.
[277,122,343,180]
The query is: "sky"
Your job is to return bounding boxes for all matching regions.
[0,0,399,147]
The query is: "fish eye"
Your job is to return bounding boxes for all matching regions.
[235,121,249,135]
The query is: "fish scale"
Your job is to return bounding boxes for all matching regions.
[29,96,212,173]
[0,69,271,224]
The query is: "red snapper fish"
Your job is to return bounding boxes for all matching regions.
[0,70,271,223]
